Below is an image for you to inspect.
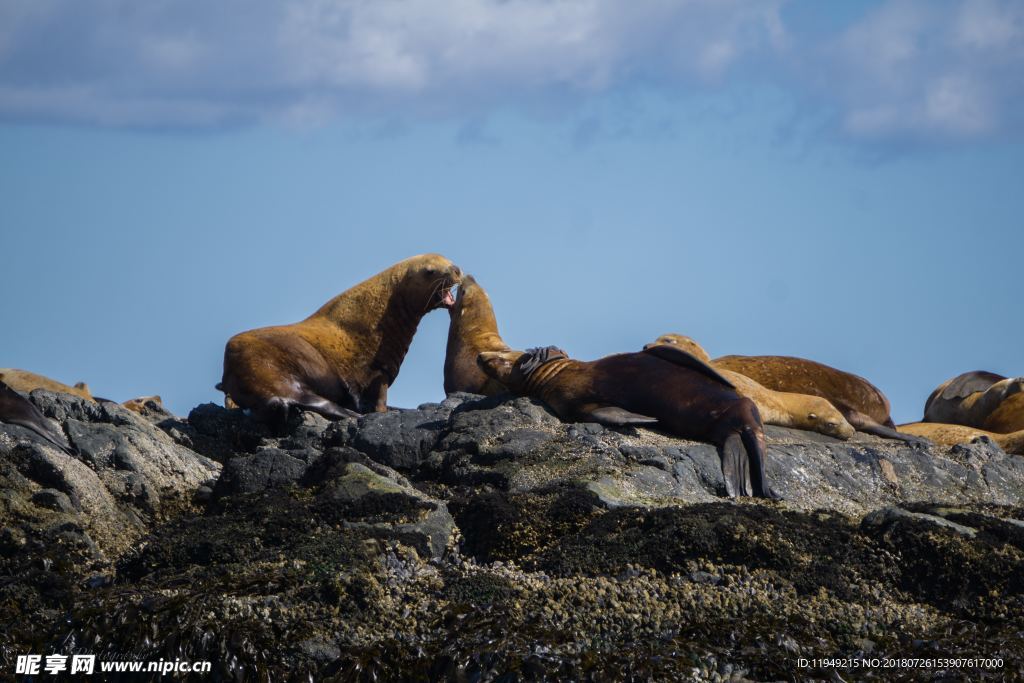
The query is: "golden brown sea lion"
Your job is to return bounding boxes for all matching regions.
[219,254,462,429]
[645,335,855,439]
[983,393,1024,433]
[0,369,94,401]
[121,395,164,414]
[477,345,776,498]
[898,422,1024,455]
[923,371,1024,428]
[0,381,75,455]
[713,354,925,445]
[444,275,512,396]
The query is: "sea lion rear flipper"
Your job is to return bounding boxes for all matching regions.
[642,345,735,389]
[849,411,931,447]
[583,406,658,427]
[941,371,1006,400]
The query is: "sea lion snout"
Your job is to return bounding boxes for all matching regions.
[477,350,526,387]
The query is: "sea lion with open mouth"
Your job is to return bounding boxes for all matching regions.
[477,345,777,498]
[645,334,855,440]
[0,381,76,455]
[219,253,461,430]
[713,354,926,446]
[444,274,513,396]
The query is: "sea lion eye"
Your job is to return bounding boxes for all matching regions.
[808,413,818,420]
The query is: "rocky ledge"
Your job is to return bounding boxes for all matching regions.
[1,391,1023,681]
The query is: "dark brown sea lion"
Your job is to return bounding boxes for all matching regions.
[0,369,94,401]
[984,393,1024,433]
[645,335,855,439]
[477,346,776,498]
[713,354,925,445]
[0,381,75,455]
[898,421,1024,455]
[444,275,512,396]
[923,371,1024,428]
[219,254,462,429]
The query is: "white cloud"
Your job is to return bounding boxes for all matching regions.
[0,0,785,126]
[826,0,1024,141]
[0,0,1021,146]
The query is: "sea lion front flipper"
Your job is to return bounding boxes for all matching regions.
[582,406,659,427]
[642,345,735,389]
[847,410,931,447]
[719,433,752,498]
[0,383,76,456]
[941,371,1006,400]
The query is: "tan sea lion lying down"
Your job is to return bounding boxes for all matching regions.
[645,335,854,440]
[713,353,926,446]
[0,369,94,401]
[219,254,462,430]
[898,422,1024,455]
[478,345,777,498]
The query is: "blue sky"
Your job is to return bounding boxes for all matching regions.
[1,0,1022,423]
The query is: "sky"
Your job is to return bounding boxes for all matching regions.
[1,0,1022,423]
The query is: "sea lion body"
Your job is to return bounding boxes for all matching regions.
[0,381,75,455]
[898,422,1024,455]
[645,335,855,439]
[444,275,511,396]
[923,371,1024,428]
[478,346,775,498]
[220,254,461,429]
[0,369,93,401]
[984,393,1024,433]
[713,354,923,445]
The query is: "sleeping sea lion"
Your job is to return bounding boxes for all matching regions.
[898,422,1024,455]
[0,369,94,401]
[983,393,1024,433]
[444,274,512,396]
[645,335,855,439]
[923,371,1024,428]
[219,254,462,429]
[477,345,776,498]
[714,354,925,446]
[0,381,75,455]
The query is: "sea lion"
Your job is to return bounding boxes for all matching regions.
[983,393,1024,433]
[713,354,924,446]
[645,335,855,439]
[444,274,512,396]
[923,371,1024,428]
[121,395,168,416]
[477,345,776,498]
[219,254,462,429]
[0,381,75,455]
[898,421,1024,455]
[0,369,94,401]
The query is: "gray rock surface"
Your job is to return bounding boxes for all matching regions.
[2,390,1023,680]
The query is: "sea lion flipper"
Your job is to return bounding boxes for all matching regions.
[642,345,735,389]
[583,406,658,427]
[719,433,749,498]
[941,371,1006,400]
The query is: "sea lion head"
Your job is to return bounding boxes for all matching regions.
[477,346,567,390]
[798,396,856,439]
[121,395,164,414]
[643,334,712,364]
[400,253,463,311]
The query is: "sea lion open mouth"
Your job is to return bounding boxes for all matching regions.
[441,286,456,308]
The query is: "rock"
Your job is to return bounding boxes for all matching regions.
[214,449,309,497]
[31,488,76,513]
[348,405,450,470]
[5,392,1024,681]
